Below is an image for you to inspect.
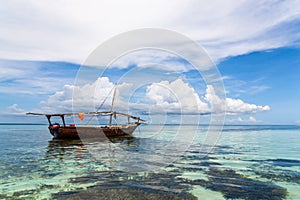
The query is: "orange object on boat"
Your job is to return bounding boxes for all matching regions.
[78,113,84,120]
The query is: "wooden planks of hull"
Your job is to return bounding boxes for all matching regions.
[49,124,138,139]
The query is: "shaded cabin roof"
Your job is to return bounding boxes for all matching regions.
[26,111,146,122]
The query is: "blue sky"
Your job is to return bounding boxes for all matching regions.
[0,0,299,124]
[218,48,300,124]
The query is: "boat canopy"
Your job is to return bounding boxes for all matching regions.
[27,111,145,119]
[26,111,147,126]
[26,86,147,126]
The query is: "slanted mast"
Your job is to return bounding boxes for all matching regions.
[109,86,117,127]
[26,84,146,139]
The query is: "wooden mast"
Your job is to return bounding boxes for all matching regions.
[109,86,117,127]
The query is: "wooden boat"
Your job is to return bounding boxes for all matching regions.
[26,87,146,139]
[26,111,146,139]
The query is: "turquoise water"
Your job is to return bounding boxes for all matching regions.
[0,124,299,199]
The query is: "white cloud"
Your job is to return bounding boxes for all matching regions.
[39,77,270,116]
[228,116,260,123]
[145,78,209,114]
[249,116,257,122]
[225,98,270,114]
[204,85,225,113]
[0,68,25,81]
[111,50,191,72]
[0,0,299,63]
[205,85,270,114]
[0,60,76,95]
[7,104,25,114]
[40,77,115,113]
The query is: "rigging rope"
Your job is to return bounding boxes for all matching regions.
[84,84,116,125]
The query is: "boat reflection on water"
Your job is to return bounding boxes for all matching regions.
[45,135,140,164]
[47,139,84,148]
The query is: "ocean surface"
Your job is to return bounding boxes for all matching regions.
[0,124,300,199]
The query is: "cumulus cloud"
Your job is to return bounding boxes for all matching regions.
[145,78,209,114]
[7,104,25,114]
[225,98,270,114]
[40,76,270,115]
[40,77,115,113]
[205,85,270,114]
[249,116,257,122]
[228,116,260,123]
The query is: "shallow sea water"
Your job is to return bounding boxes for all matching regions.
[0,124,299,199]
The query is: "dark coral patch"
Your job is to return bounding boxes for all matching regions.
[53,172,197,200]
[192,168,288,200]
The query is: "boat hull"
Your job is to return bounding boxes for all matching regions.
[49,124,139,139]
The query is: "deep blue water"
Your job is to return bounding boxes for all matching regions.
[0,124,300,199]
